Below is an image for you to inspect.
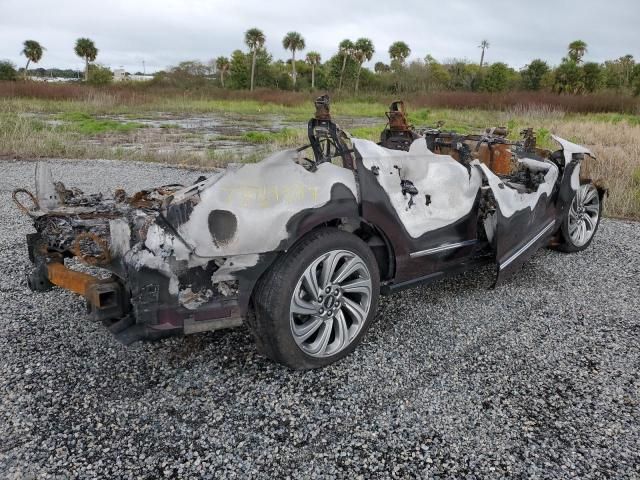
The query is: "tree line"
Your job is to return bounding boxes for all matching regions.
[1,33,639,96]
[0,38,105,83]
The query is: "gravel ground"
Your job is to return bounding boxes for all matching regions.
[1,159,639,479]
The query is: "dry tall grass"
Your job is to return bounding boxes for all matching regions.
[548,120,640,218]
[0,88,638,218]
[2,81,639,114]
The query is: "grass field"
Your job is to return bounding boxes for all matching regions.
[0,91,638,219]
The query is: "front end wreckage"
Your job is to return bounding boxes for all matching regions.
[14,96,606,367]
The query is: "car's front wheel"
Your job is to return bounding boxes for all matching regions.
[251,228,380,369]
[557,181,602,252]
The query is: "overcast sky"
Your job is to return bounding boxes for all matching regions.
[1,0,638,73]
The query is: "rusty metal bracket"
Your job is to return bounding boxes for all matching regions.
[12,188,40,216]
[380,101,420,151]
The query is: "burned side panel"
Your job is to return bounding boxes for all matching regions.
[474,158,559,285]
[552,135,602,227]
[354,138,483,284]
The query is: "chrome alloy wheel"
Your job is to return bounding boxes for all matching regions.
[568,183,600,247]
[289,249,373,358]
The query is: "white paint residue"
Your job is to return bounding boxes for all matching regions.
[570,163,582,191]
[211,254,260,283]
[552,135,594,165]
[174,149,358,258]
[354,139,482,238]
[144,224,191,262]
[551,135,593,192]
[473,159,559,218]
[35,163,60,210]
[170,169,226,204]
[109,219,131,257]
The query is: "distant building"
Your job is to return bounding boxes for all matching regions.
[28,76,79,83]
[113,69,127,81]
[113,68,153,82]
[130,74,153,82]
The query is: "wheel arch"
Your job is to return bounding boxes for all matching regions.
[283,216,396,283]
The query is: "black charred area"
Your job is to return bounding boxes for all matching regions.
[177,262,218,295]
[282,182,359,248]
[164,197,196,227]
[208,209,238,247]
[24,182,185,265]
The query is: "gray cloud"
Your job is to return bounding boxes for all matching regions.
[1,0,638,73]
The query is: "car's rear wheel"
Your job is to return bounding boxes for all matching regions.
[557,182,602,252]
[250,228,380,369]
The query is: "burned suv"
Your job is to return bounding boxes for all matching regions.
[14,96,604,369]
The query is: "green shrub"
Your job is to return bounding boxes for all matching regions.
[87,64,113,86]
[0,60,18,81]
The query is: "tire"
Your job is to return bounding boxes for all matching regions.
[557,181,602,253]
[250,228,380,369]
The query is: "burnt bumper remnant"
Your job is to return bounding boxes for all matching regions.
[14,96,606,368]
[14,167,260,343]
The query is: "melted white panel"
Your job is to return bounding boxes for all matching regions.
[570,163,582,191]
[109,219,131,257]
[354,138,482,238]
[551,135,594,191]
[473,159,559,218]
[552,135,594,165]
[35,163,61,210]
[156,149,358,259]
[144,223,191,262]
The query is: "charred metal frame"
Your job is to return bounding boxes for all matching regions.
[14,96,606,344]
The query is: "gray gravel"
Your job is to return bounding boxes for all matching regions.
[1,159,639,479]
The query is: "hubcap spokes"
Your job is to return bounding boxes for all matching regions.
[290,249,372,358]
[568,184,599,247]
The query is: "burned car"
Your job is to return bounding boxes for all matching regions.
[14,96,604,369]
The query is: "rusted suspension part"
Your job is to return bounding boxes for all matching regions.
[386,101,412,132]
[72,231,112,266]
[12,188,40,216]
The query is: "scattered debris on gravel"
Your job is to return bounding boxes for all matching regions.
[1,159,638,479]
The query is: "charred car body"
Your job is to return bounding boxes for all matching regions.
[15,96,605,369]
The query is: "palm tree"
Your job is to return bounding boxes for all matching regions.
[215,56,230,87]
[244,28,266,91]
[352,38,374,94]
[568,40,588,63]
[388,41,410,64]
[479,40,490,68]
[282,32,305,87]
[21,40,45,79]
[338,39,354,91]
[74,38,98,81]
[305,51,321,89]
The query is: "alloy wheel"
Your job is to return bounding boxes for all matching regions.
[289,249,373,358]
[568,183,600,247]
